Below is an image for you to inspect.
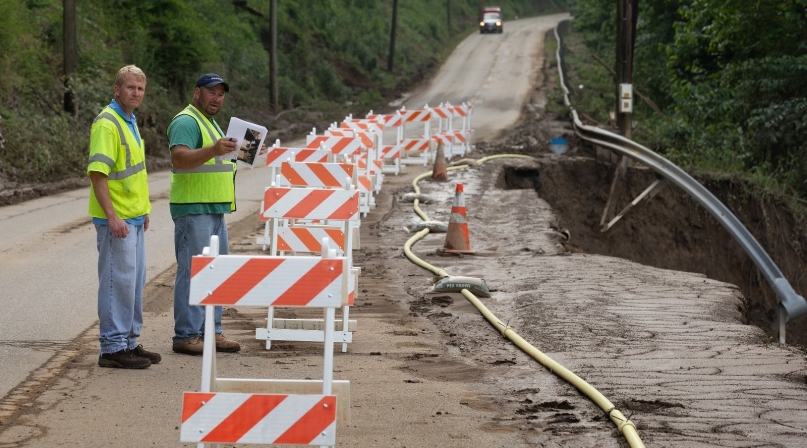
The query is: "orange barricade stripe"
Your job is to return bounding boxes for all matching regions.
[309,163,342,187]
[182,392,216,422]
[328,195,359,219]
[191,256,214,278]
[274,396,337,444]
[263,186,292,209]
[325,228,344,245]
[286,189,336,218]
[202,394,288,443]
[280,163,308,186]
[273,260,343,306]
[201,258,284,305]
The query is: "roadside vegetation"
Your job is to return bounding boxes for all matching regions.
[560,0,807,201]
[0,0,564,184]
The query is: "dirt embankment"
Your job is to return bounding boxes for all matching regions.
[534,159,807,347]
[474,94,807,348]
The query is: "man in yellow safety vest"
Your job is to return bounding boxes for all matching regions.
[88,65,161,369]
[167,73,243,356]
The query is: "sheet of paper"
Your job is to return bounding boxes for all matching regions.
[224,117,268,168]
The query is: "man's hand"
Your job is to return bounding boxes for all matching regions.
[107,215,130,239]
[89,171,129,238]
[214,137,238,157]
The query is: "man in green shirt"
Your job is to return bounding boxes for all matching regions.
[167,73,241,355]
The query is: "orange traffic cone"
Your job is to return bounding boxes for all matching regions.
[438,182,475,254]
[432,144,448,181]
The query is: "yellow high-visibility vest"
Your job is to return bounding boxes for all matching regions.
[168,105,235,209]
[87,106,151,219]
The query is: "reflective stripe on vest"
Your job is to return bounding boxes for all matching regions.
[91,112,146,180]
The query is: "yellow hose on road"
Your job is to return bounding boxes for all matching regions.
[403,155,646,448]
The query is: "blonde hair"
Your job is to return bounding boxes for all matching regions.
[115,65,146,87]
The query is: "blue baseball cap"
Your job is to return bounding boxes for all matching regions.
[195,73,229,92]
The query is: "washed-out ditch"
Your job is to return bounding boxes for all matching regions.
[494,155,807,347]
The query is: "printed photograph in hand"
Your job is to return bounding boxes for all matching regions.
[238,128,262,165]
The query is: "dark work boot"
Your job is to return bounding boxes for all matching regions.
[131,344,161,364]
[98,349,151,369]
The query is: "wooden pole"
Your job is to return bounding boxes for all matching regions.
[63,0,77,117]
[269,0,278,113]
[615,0,638,140]
[387,0,398,71]
[446,0,451,33]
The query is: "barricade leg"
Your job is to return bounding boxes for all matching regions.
[340,305,350,353]
[266,306,274,350]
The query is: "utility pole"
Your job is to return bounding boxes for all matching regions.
[269,0,278,113]
[446,0,451,33]
[615,0,638,139]
[387,0,398,71]
[63,0,77,117]
[600,0,640,227]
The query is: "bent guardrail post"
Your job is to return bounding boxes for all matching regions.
[570,110,807,343]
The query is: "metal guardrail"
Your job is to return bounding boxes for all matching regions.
[553,22,807,343]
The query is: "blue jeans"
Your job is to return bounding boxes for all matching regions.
[173,214,228,343]
[96,222,146,355]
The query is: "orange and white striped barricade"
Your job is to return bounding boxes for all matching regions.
[341,119,384,144]
[358,156,383,194]
[326,127,382,189]
[451,129,471,158]
[366,111,404,147]
[378,144,402,175]
[320,129,378,215]
[264,146,332,192]
[258,186,361,353]
[398,105,432,142]
[257,147,332,250]
[336,124,384,186]
[280,158,367,226]
[399,137,431,166]
[367,111,405,174]
[181,235,350,447]
[431,104,453,134]
[268,167,361,298]
[305,134,363,158]
[258,160,358,249]
[451,102,473,154]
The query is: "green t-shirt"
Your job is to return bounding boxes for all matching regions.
[167,114,232,219]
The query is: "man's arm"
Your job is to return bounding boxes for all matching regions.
[89,171,129,238]
[170,138,238,170]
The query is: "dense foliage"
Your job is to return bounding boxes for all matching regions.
[0,0,563,183]
[568,0,807,197]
